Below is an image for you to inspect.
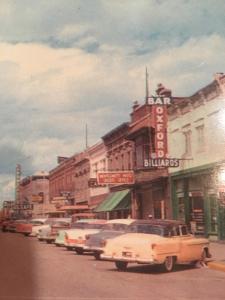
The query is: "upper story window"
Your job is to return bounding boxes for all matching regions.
[183,130,192,156]
[102,159,106,171]
[134,133,151,169]
[196,125,205,152]
[121,154,124,171]
[127,151,131,170]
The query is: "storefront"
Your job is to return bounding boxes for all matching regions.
[94,189,131,219]
[171,162,225,240]
[132,174,169,220]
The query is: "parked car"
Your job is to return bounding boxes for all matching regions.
[7,219,28,233]
[84,219,136,260]
[101,219,211,272]
[39,218,71,243]
[16,218,47,236]
[64,220,107,254]
[1,219,12,232]
[32,218,58,237]
[55,219,97,247]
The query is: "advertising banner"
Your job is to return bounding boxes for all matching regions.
[97,171,134,185]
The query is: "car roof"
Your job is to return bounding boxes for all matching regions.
[132,219,185,227]
[88,219,107,224]
[106,219,136,225]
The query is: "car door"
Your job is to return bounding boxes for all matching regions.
[177,225,200,262]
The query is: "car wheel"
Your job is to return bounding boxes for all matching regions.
[75,248,84,255]
[46,240,52,244]
[163,256,175,272]
[115,261,128,271]
[199,249,208,266]
[55,243,60,247]
[94,252,101,260]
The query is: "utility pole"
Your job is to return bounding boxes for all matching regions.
[85,123,88,149]
[145,67,149,104]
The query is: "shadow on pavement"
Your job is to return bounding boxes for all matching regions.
[106,263,199,275]
[0,232,35,299]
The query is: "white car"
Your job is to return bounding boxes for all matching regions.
[64,220,107,254]
[31,218,55,237]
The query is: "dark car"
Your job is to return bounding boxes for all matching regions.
[84,219,135,260]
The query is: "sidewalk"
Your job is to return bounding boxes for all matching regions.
[207,242,225,272]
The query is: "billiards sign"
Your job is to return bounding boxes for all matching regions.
[144,97,179,168]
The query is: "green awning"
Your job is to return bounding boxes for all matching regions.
[114,193,131,210]
[94,189,131,212]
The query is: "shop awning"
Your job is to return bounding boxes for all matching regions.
[94,189,131,213]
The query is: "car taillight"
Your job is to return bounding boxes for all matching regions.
[151,243,157,250]
[100,239,107,247]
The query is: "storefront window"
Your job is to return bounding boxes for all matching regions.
[177,197,185,221]
[209,195,218,234]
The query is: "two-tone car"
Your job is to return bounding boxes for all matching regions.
[55,219,97,247]
[84,219,136,260]
[38,218,71,243]
[16,218,47,236]
[7,219,28,233]
[101,219,211,272]
[64,220,107,254]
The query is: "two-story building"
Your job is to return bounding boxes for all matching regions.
[168,73,225,240]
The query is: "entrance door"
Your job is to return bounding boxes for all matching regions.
[190,195,205,235]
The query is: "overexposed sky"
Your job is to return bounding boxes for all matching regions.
[0,0,225,203]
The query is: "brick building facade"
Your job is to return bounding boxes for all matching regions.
[19,171,51,216]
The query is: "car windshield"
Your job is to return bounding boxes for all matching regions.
[31,220,45,225]
[71,222,89,229]
[102,223,129,231]
[128,224,166,236]
[80,223,105,229]
[45,219,56,225]
[52,221,70,227]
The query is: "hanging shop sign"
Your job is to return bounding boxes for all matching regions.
[13,203,33,210]
[97,171,134,185]
[144,96,179,168]
[144,158,179,168]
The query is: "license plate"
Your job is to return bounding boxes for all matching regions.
[122,251,132,257]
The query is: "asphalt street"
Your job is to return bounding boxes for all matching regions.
[0,232,225,300]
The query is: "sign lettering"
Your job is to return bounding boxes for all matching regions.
[97,171,134,185]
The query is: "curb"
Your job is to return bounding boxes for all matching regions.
[208,261,225,273]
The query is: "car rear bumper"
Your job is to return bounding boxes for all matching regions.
[83,246,103,253]
[101,254,156,264]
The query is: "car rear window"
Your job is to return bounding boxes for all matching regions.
[31,220,45,225]
[128,224,165,236]
[102,223,129,231]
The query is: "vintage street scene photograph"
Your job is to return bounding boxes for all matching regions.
[0,1,225,299]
